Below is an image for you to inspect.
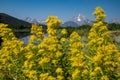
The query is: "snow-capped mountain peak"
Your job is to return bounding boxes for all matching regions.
[73,14,87,22]
[77,18,81,22]
[62,13,92,27]
[25,17,45,24]
[77,14,82,21]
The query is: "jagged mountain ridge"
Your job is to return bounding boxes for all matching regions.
[25,17,45,24]
[25,14,120,27]
[24,14,92,27]
[1,12,120,28]
[62,14,92,27]
[71,14,91,25]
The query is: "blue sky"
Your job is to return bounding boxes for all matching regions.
[0,0,120,22]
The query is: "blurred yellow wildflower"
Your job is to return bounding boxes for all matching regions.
[101,75,109,80]
[56,67,63,74]
[72,69,80,80]
[61,29,67,35]
[93,6,106,21]
[39,57,50,65]
[39,73,49,80]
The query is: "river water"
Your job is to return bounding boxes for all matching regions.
[20,33,48,45]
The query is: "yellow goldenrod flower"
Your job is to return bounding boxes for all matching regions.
[101,75,109,80]
[56,68,63,74]
[72,69,80,80]
[27,70,37,79]
[61,29,67,35]
[90,72,96,77]
[60,37,66,42]
[52,60,58,65]
[55,51,62,58]
[93,6,106,21]
[25,52,34,59]
[47,76,56,80]
[92,53,103,63]
[39,73,49,80]
[46,16,62,36]
[82,69,88,75]
[39,57,50,66]
[94,66,102,73]
[87,6,120,80]
[57,75,63,80]
[29,35,36,43]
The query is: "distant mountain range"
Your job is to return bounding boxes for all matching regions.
[62,14,92,27]
[109,18,120,24]
[25,17,45,24]
[1,13,120,28]
[24,14,92,27]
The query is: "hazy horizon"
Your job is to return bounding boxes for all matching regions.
[0,0,120,22]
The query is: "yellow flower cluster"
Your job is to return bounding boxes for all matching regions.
[31,24,43,36]
[0,23,25,79]
[0,7,120,80]
[30,24,44,44]
[56,67,63,74]
[93,6,106,21]
[0,23,16,41]
[46,16,62,36]
[87,7,120,79]
[61,29,67,35]
[69,31,89,79]
[69,31,84,67]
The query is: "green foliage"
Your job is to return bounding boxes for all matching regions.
[59,26,75,36]
[108,23,120,31]
[60,25,91,37]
